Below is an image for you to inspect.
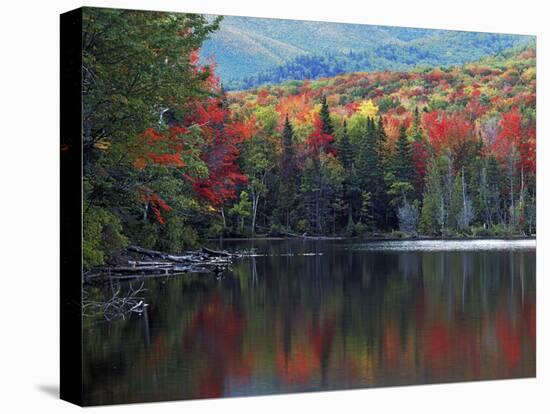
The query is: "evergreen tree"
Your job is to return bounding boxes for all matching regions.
[386,123,416,228]
[279,115,297,227]
[319,96,334,136]
[375,117,390,228]
[394,124,415,186]
[337,120,353,174]
[300,157,341,234]
[411,107,421,138]
[420,157,445,235]
[355,117,386,227]
[360,191,374,229]
[363,118,380,196]
[300,159,318,233]
[410,107,430,199]
[337,121,355,225]
[282,115,295,170]
[449,173,463,232]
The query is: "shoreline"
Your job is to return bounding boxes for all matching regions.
[208,235,536,243]
[86,236,535,283]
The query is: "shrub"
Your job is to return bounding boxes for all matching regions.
[470,225,490,237]
[206,221,224,239]
[158,215,200,253]
[391,230,412,239]
[354,222,369,237]
[489,224,513,237]
[296,219,308,234]
[83,206,128,269]
[269,223,283,237]
[344,219,356,237]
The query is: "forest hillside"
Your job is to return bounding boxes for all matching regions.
[81,9,535,269]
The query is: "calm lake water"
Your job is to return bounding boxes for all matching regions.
[82,239,536,405]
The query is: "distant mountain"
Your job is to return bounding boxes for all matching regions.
[200,15,533,90]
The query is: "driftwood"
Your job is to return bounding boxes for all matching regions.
[276,229,343,240]
[85,245,241,284]
[255,224,343,240]
[126,245,197,262]
[201,246,233,257]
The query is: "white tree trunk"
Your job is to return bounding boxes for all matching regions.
[251,191,259,234]
[220,208,226,229]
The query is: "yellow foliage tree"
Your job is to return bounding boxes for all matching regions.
[358,100,379,119]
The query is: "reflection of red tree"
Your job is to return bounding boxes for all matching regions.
[423,318,486,380]
[496,311,521,370]
[414,286,453,373]
[276,317,336,385]
[427,324,450,359]
[184,293,253,398]
[494,298,536,374]
[276,348,316,385]
[309,318,336,363]
[143,335,169,369]
[420,297,535,380]
[383,323,400,366]
[453,321,481,378]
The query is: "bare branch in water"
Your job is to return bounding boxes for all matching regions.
[83,281,148,321]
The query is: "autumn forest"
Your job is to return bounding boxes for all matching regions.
[82,9,536,269]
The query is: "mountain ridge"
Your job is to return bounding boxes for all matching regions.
[200,15,533,90]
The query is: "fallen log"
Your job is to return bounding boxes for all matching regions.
[127,245,193,262]
[128,260,173,267]
[110,265,173,272]
[201,246,234,257]
[263,227,342,240]
[85,245,242,284]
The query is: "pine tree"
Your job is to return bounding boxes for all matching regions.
[282,115,295,170]
[300,159,318,233]
[386,123,415,224]
[279,115,297,228]
[319,96,334,136]
[337,121,355,225]
[337,120,353,174]
[394,124,415,185]
[358,117,387,228]
[375,117,390,228]
[420,157,445,235]
[410,107,430,198]
[360,191,374,229]
[363,118,379,196]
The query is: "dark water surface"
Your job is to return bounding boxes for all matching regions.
[82,239,536,405]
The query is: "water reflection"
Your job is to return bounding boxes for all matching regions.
[82,240,535,405]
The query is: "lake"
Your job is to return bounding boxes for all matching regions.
[82,239,536,405]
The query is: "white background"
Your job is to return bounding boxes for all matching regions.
[0,0,548,412]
